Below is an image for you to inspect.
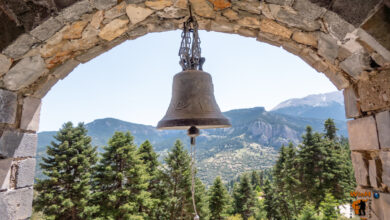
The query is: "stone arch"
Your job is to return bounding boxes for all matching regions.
[0,0,389,218]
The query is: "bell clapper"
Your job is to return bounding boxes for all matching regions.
[188,126,200,220]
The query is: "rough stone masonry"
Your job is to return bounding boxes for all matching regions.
[0,0,389,219]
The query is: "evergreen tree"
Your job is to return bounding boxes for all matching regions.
[250,171,261,189]
[324,118,337,140]
[138,140,159,175]
[34,122,98,220]
[296,126,325,207]
[233,174,256,220]
[259,171,264,188]
[297,203,319,220]
[320,193,339,220]
[273,143,300,219]
[319,138,354,202]
[194,178,210,219]
[137,140,161,218]
[163,140,207,219]
[262,179,280,220]
[93,131,152,219]
[262,120,355,218]
[209,176,230,219]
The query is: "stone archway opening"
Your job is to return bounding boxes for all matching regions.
[0,0,389,219]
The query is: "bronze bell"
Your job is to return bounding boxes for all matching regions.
[157,70,231,130]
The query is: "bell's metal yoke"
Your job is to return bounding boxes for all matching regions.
[157,70,231,130]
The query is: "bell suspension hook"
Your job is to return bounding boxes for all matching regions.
[188,126,200,220]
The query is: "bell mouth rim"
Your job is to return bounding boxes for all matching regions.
[156,118,231,130]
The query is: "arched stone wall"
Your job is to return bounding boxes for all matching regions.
[0,0,389,219]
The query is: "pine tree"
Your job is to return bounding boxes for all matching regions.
[324,118,337,140]
[250,171,260,189]
[34,122,98,220]
[209,176,230,219]
[296,126,325,207]
[273,143,300,219]
[93,131,152,219]
[163,140,208,219]
[320,193,340,220]
[262,179,280,220]
[297,203,319,220]
[233,174,256,220]
[138,140,159,175]
[259,171,264,187]
[194,178,210,219]
[283,143,301,214]
[297,121,354,209]
[137,140,161,218]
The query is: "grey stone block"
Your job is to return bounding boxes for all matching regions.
[0,54,12,76]
[380,151,390,187]
[368,160,377,188]
[0,89,17,124]
[376,111,390,149]
[351,152,368,186]
[347,116,379,150]
[32,76,59,98]
[20,97,42,131]
[331,0,381,27]
[265,0,294,5]
[275,7,321,31]
[3,56,48,91]
[293,0,325,20]
[0,187,33,220]
[0,131,37,158]
[322,69,349,90]
[356,28,390,62]
[30,18,63,41]
[125,0,146,3]
[76,45,106,63]
[57,0,93,23]
[340,53,370,80]
[2,34,38,59]
[0,159,12,191]
[323,11,356,40]
[91,0,117,10]
[16,158,35,188]
[318,33,339,63]
[343,87,360,118]
[52,59,80,79]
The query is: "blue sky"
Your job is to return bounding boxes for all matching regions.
[40,30,337,131]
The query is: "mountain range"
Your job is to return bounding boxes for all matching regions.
[36,91,347,185]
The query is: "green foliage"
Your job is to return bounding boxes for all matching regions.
[250,171,261,189]
[227,214,244,220]
[162,140,209,219]
[34,118,354,220]
[262,179,280,220]
[272,143,301,219]
[92,131,152,219]
[324,118,337,140]
[297,203,320,220]
[320,193,340,220]
[137,140,161,218]
[262,119,355,219]
[233,174,256,220]
[209,176,230,219]
[34,122,98,220]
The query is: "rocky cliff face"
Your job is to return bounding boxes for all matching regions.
[272,91,346,121]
